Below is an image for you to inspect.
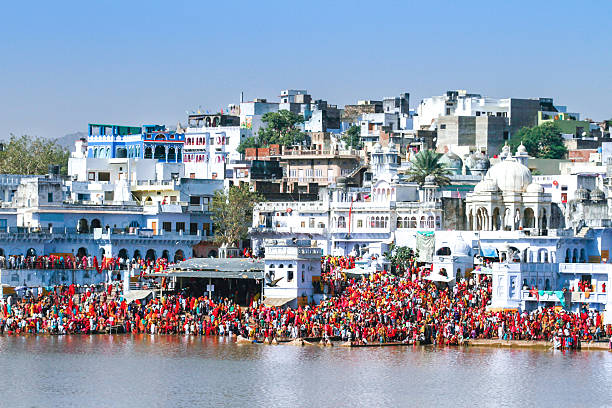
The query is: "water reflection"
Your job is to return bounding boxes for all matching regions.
[0,336,611,407]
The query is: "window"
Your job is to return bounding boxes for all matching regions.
[357,219,363,228]
[287,270,294,281]
[190,196,200,205]
[48,192,53,202]
[98,172,110,182]
[88,172,95,181]
[203,223,210,235]
[301,221,306,228]
[163,222,172,232]
[176,222,185,232]
[440,124,446,129]
[190,223,198,235]
[0,219,7,232]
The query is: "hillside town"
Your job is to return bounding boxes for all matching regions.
[2,88,612,346]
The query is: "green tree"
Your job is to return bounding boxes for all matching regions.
[384,243,417,275]
[404,149,452,186]
[509,122,567,159]
[237,110,308,153]
[210,184,262,247]
[342,125,362,149]
[0,134,70,175]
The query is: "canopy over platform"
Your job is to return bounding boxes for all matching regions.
[123,290,153,303]
[147,258,265,280]
[424,274,455,283]
[262,297,295,307]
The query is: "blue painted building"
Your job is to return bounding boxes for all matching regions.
[87,123,185,163]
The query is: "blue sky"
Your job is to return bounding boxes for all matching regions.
[1,0,610,139]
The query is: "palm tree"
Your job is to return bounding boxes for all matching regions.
[404,150,452,186]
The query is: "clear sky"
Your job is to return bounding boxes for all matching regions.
[1,0,611,139]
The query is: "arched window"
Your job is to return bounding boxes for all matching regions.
[397,217,403,228]
[427,216,434,228]
[410,217,417,228]
[420,216,426,228]
[91,219,102,230]
[338,216,346,228]
[167,147,176,162]
[144,146,153,159]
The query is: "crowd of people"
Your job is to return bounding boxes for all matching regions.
[0,254,608,349]
[0,254,171,274]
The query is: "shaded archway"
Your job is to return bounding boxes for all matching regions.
[154,146,166,160]
[116,147,127,158]
[76,247,88,258]
[26,248,36,257]
[174,249,185,263]
[492,207,501,231]
[133,249,142,260]
[167,147,176,162]
[145,249,156,261]
[144,146,153,159]
[91,219,102,229]
[208,250,217,258]
[523,208,535,228]
[77,218,89,234]
[161,250,169,260]
[118,248,128,260]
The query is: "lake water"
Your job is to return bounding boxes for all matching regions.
[1,335,611,408]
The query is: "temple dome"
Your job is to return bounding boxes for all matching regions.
[526,183,544,193]
[474,178,500,193]
[439,151,463,175]
[452,238,471,256]
[485,157,531,193]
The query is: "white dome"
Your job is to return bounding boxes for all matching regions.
[452,238,471,256]
[474,178,500,193]
[526,182,544,193]
[517,143,528,155]
[485,157,532,193]
[373,142,382,152]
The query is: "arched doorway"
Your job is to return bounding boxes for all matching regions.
[133,250,141,260]
[167,147,176,162]
[77,218,89,233]
[154,146,166,160]
[208,250,217,258]
[145,249,156,261]
[26,248,36,257]
[118,248,128,260]
[492,208,501,230]
[144,146,153,159]
[91,219,102,229]
[174,249,185,263]
[523,208,535,228]
[161,250,169,260]
[76,247,88,258]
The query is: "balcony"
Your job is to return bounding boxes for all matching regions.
[570,291,607,304]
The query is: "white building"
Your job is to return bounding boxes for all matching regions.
[182,114,250,181]
[263,238,322,307]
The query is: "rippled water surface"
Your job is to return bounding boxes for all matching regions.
[1,335,611,407]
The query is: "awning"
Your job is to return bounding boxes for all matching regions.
[425,274,454,283]
[148,270,264,279]
[480,247,498,258]
[123,290,153,303]
[472,267,493,275]
[343,267,373,277]
[262,297,295,307]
